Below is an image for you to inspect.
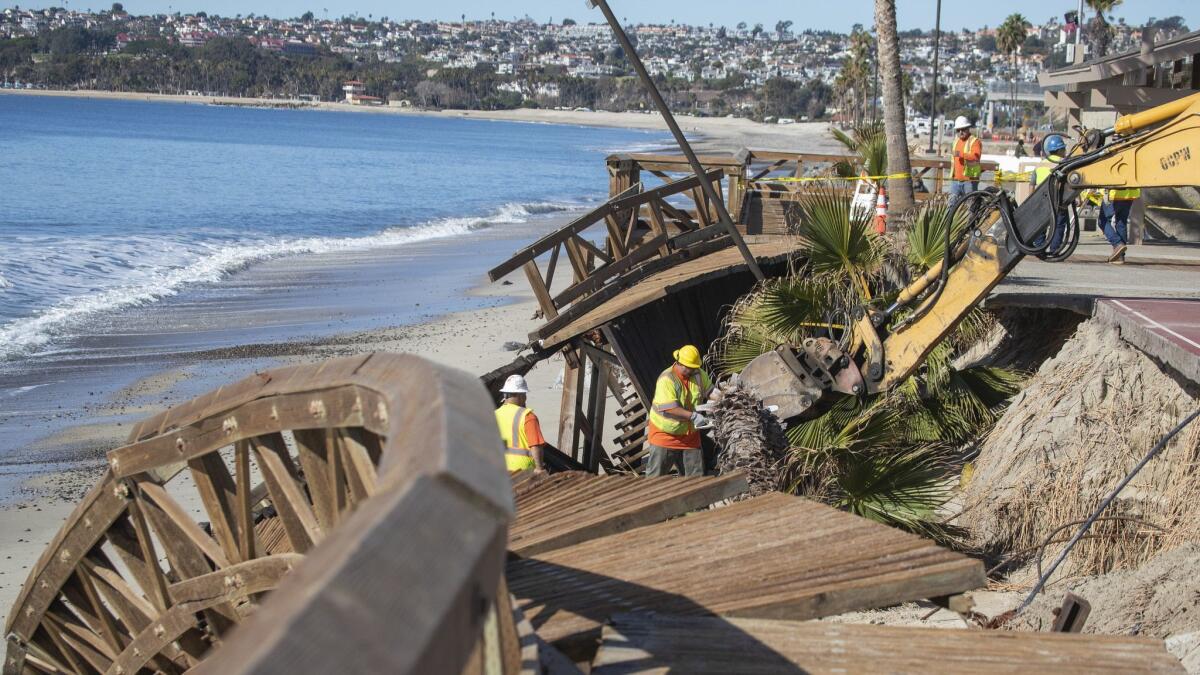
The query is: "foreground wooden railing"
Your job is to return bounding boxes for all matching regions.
[4,354,514,675]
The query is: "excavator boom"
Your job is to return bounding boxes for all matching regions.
[740,91,1200,418]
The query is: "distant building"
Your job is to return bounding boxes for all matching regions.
[343,80,365,103]
[343,80,382,105]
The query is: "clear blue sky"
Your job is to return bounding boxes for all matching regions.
[19,0,1195,31]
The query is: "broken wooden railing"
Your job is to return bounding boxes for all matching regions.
[3,354,513,675]
[486,167,730,324]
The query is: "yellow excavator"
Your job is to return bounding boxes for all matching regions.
[739,91,1200,419]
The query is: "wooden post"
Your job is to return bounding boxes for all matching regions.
[581,356,601,470]
[557,357,578,452]
[571,354,587,461]
[588,361,610,473]
[522,261,558,320]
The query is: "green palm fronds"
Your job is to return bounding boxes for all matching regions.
[830,120,888,178]
[793,187,883,284]
[832,446,953,531]
[906,200,969,271]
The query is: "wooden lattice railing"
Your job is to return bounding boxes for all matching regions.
[4,353,514,675]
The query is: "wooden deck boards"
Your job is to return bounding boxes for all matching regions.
[591,613,1184,674]
[537,236,797,348]
[510,472,748,556]
[507,492,985,657]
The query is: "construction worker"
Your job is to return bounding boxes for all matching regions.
[495,374,548,475]
[1098,187,1139,264]
[646,345,713,477]
[949,116,983,206]
[1031,133,1069,253]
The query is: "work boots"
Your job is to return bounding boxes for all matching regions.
[1109,244,1128,265]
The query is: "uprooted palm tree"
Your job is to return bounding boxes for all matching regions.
[707,189,1024,537]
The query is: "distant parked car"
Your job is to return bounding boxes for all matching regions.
[777,117,796,125]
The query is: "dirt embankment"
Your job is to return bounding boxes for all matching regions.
[955,314,1200,669]
[961,316,1200,577]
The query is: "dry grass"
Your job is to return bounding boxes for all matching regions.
[961,318,1200,580]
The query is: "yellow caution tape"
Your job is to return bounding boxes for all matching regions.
[747,172,911,184]
[1147,204,1200,213]
[994,170,1033,182]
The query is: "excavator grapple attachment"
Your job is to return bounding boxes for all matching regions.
[737,338,864,421]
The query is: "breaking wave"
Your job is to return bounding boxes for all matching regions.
[0,200,581,362]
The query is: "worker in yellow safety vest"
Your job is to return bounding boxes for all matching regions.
[1030,133,1069,254]
[1098,187,1140,264]
[949,116,983,206]
[495,374,547,474]
[646,345,714,477]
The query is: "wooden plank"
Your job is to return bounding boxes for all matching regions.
[508,493,985,657]
[138,480,230,570]
[510,472,749,556]
[551,233,667,309]
[535,238,791,349]
[593,614,1185,675]
[544,243,561,292]
[293,429,336,531]
[487,183,639,282]
[251,435,321,554]
[187,474,509,675]
[234,439,257,562]
[340,428,379,502]
[523,260,559,320]
[187,453,242,564]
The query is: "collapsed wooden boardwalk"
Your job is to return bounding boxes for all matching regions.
[2,354,1184,673]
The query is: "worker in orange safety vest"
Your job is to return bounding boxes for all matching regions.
[645,345,714,477]
[495,374,548,474]
[949,116,983,207]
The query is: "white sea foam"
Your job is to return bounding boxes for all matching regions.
[0,200,581,362]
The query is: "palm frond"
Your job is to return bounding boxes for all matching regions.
[794,187,883,281]
[906,200,969,271]
[832,445,954,531]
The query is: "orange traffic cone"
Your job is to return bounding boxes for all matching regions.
[874,185,888,234]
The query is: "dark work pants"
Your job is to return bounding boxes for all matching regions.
[644,443,704,477]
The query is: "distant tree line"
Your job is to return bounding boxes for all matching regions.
[1,24,847,118]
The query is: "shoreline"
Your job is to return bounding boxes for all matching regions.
[0,87,840,154]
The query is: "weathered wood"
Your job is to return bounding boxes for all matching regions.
[251,435,321,554]
[137,480,229,570]
[340,428,379,502]
[188,453,242,564]
[556,358,579,454]
[593,613,1185,674]
[510,472,749,556]
[234,440,257,562]
[535,237,795,349]
[532,235,755,347]
[292,429,336,531]
[508,493,986,657]
[551,233,668,309]
[523,261,559,320]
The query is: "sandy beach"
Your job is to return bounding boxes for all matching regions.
[0,87,841,154]
[0,87,845,615]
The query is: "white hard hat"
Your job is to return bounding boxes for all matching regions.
[500,374,530,395]
[954,116,973,130]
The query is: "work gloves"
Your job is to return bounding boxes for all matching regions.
[690,411,712,430]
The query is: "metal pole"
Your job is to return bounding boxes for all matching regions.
[587,0,764,282]
[927,0,941,153]
[871,31,879,122]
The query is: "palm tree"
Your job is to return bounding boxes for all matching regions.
[708,191,1024,534]
[997,14,1030,137]
[1085,0,1122,56]
[874,0,915,215]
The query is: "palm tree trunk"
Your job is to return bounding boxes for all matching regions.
[874,0,915,215]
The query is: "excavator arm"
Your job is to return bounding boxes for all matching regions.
[740,91,1200,420]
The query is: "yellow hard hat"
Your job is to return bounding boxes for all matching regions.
[673,345,702,369]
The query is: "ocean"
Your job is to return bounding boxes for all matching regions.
[0,95,663,363]
[0,94,666,472]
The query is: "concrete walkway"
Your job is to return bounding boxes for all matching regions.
[1072,238,1200,266]
[1095,298,1200,385]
